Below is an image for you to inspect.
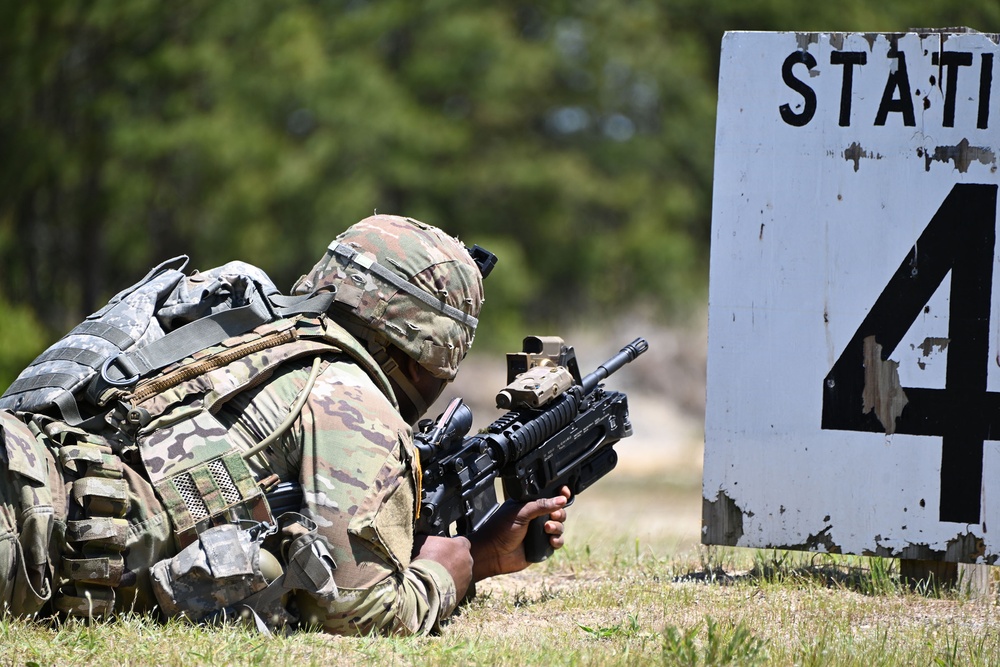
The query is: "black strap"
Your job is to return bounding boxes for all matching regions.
[9,274,336,425]
[3,381,87,427]
[103,298,274,383]
[53,390,86,426]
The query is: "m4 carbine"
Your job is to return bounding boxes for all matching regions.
[415,336,648,561]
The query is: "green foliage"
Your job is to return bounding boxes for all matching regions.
[0,292,50,390]
[862,556,901,597]
[578,612,644,640]
[0,0,693,338]
[661,616,769,667]
[1,0,999,358]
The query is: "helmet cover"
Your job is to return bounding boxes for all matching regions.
[293,215,485,380]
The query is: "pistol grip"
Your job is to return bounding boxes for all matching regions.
[524,515,554,563]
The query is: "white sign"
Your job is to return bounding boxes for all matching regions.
[704,30,1000,562]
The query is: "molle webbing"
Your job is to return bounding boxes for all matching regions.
[0,256,189,425]
[154,453,271,548]
[0,255,337,426]
[94,293,335,406]
[126,326,298,406]
[53,443,131,617]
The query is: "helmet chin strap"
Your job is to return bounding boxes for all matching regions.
[367,341,429,418]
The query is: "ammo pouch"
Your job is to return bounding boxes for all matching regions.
[150,522,272,621]
[152,449,271,549]
[150,514,337,630]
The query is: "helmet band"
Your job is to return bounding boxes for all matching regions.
[327,241,479,331]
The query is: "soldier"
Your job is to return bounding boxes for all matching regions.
[0,215,570,635]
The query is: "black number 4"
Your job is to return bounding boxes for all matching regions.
[822,183,999,524]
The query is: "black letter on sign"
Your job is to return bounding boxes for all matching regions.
[830,51,867,127]
[874,49,916,127]
[979,53,993,130]
[822,183,999,525]
[779,51,817,127]
[932,51,973,128]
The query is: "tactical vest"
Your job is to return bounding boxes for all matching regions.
[126,314,395,550]
[1,313,396,619]
[0,255,397,620]
[124,314,395,626]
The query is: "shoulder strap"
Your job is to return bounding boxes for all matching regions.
[89,291,338,404]
[269,291,337,316]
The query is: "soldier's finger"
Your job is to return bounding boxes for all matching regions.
[518,494,567,522]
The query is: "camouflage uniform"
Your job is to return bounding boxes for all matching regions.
[0,215,484,635]
[224,338,458,634]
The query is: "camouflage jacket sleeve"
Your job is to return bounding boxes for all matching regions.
[223,354,459,635]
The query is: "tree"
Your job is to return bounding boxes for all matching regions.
[2,0,997,359]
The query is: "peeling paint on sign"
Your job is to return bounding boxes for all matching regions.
[775,526,842,554]
[861,336,908,434]
[866,533,995,564]
[795,32,820,52]
[912,337,949,369]
[919,139,997,173]
[843,142,884,171]
[702,491,746,546]
[915,337,949,357]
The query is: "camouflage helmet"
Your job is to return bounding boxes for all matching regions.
[292,215,493,380]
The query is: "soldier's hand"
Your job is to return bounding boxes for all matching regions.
[412,534,474,599]
[468,486,571,581]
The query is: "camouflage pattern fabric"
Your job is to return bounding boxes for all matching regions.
[292,215,484,380]
[213,322,458,634]
[150,523,271,619]
[0,410,58,615]
[0,257,281,419]
[0,258,186,415]
[0,409,174,617]
[0,314,458,634]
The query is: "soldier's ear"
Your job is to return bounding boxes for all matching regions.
[404,357,425,385]
[404,356,447,408]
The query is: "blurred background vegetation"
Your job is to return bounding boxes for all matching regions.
[1,0,998,387]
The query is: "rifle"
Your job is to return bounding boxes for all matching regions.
[415,335,648,562]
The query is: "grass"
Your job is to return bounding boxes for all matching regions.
[3,472,999,666]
